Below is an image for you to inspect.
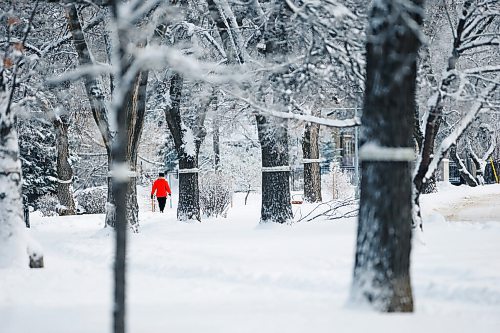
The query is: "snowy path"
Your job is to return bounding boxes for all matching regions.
[421,183,500,222]
[1,185,500,333]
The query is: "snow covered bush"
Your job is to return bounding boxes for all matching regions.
[36,194,59,217]
[75,187,107,214]
[200,172,233,218]
[323,166,355,200]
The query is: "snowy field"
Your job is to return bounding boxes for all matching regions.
[1,184,500,333]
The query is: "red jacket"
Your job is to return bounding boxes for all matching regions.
[151,178,172,198]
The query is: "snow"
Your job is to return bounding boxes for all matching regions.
[1,184,500,332]
[359,142,415,161]
[181,123,196,157]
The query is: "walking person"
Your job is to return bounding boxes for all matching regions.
[151,172,172,213]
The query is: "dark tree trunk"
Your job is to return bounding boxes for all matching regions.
[53,115,76,216]
[254,2,293,224]
[105,153,116,225]
[178,155,201,221]
[124,69,148,232]
[213,112,221,171]
[109,2,129,332]
[105,60,147,233]
[164,73,212,222]
[352,0,424,312]
[303,120,322,203]
[257,115,293,223]
[414,104,443,193]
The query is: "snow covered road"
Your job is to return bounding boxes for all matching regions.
[421,183,500,222]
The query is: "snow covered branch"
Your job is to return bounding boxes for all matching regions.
[222,89,360,128]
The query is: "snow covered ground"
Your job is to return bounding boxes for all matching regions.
[1,183,500,333]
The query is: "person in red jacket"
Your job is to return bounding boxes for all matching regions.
[151,172,172,213]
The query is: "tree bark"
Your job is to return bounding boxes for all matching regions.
[255,2,293,224]
[66,5,146,231]
[53,115,76,215]
[256,115,293,223]
[303,119,322,203]
[164,73,213,222]
[351,0,423,312]
[213,111,221,171]
[125,69,148,232]
[0,96,27,267]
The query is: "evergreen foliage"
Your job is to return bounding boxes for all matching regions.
[18,118,57,205]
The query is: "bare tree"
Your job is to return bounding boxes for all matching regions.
[413,0,500,227]
[65,4,148,231]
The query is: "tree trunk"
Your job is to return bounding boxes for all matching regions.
[0,100,28,267]
[303,120,322,203]
[53,115,76,215]
[164,73,206,222]
[257,115,293,223]
[213,111,221,171]
[351,0,423,313]
[177,154,201,221]
[105,154,115,227]
[124,69,148,232]
[254,2,293,224]
[66,5,147,231]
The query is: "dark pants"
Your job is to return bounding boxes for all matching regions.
[157,197,167,212]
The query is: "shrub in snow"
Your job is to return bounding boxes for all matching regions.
[322,166,355,200]
[75,187,107,214]
[36,194,59,217]
[200,172,233,218]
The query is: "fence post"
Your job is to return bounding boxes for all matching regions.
[442,158,449,183]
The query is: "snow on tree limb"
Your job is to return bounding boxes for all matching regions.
[221,89,360,128]
[424,83,498,182]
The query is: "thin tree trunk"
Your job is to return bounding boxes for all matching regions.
[53,115,76,215]
[351,0,423,312]
[213,111,221,171]
[303,120,322,203]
